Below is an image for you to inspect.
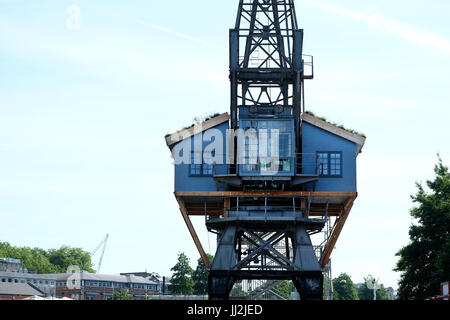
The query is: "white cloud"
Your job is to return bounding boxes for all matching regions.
[136,19,222,50]
[0,15,227,90]
[312,1,450,56]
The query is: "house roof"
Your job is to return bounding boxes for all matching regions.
[0,282,44,296]
[301,113,366,154]
[0,271,56,280]
[164,111,366,154]
[54,273,158,285]
[165,113,230,148]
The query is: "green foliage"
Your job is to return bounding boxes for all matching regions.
[0,242,94,274]
[395,156,450,300]
[169,252,194,295]
[230,283,248,298]
[274,280,296,300]
[332,273,359,300]
[357,275,388,300]
[192,254,214,295]
[305,110,366,138]
[109,290,133,300]
[47,246,95,273]
[166,112,223,136]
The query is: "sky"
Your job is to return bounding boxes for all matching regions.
[0,0,449,290]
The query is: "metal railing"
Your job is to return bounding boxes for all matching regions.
[303,54,314,79]
[295,153,320,175]
[212,153,320,176]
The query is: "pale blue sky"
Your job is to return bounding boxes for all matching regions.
[1,0,449,289]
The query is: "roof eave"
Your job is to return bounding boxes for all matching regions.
[165,113,230,148]
[301,113,366,155]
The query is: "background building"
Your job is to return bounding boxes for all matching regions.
[0,258,57,297]
[0,258,25,273]
[0,272,57,297]
[120,272,169,294]
[55,273,159,300]
[0,282,44,300]
[386,287,396,300]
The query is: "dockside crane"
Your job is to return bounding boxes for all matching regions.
[91,234,109,274]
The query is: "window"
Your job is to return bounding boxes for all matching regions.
[189,151,214,177]
[317,152,342,177]
[243,133,258,172]
[329,153,341,176]
[202,151,214,176]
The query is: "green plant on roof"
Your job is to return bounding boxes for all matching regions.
[305,110,366,138]
[166,112,223,137]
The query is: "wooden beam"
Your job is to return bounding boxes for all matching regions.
[184,211,223,216]
[176,191,357,198]
[224,198,231,218]
[183,203,224,208]
[300,198,307,211]
[319,196,356,268]
[185,211,341,217]
[176,197,211,268]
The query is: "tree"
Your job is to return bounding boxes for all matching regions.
[230,283,248,298]
[47,246,95,273]
[274,280,296,300]
[395,157,450,300]
[357,275,388,300]
[168,252,194,295]
[192,254,214,295]
[333,273,359,300]
[0,242,94,274]
[110,291,133,300]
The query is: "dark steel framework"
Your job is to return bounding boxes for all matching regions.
[208,0,324,300]
[229,0,312,154]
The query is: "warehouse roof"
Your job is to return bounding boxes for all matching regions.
[0,282,44,297]
[54,273,158,285]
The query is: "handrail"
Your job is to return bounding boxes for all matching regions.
[212,153,320,175]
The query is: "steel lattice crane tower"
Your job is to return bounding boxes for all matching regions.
[207,0,321,300]
[229,0,308,152]
[165,0,365,302]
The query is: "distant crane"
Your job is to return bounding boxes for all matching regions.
[91,234,109,274]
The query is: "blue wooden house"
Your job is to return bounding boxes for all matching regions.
[166,112,365,194]
[165,111,365,281]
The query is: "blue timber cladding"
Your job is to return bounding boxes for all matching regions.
[301,122,357,192]
[174,122,229,192]
[171,116,360,193]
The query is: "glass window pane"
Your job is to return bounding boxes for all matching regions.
[318,153,328,175]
